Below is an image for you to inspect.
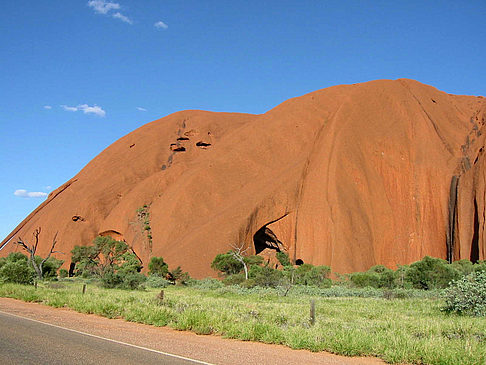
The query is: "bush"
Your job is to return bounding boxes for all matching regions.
[442,271,486,316]
[223,273,246,286]
[35,256,64,279]
[293,264,331,287]
[120,272,146,290]
[211,252,243,276]
[148,257,168,277]
[276,252,292,267]
[187,278,225,290]
[59,268,69,278]
[0,261,35,285]
[405,256,459,289]
[349,265,396,289]
[251,266,284,288]
[473,260,486,273]
[146,275,171,288]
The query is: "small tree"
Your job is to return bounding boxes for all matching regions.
[15,228,61,280]
[148,256,169,277]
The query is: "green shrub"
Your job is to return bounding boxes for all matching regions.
[0,261,35,285]
[442,271,486,316]
[211,252,243,276]
[276,252,292,267]
[146,275,171,288]
[223,273,246,286]
[120,272,146,290]
[293,264,331,287]
[405,256,459,289]
[451,259,475,276]
[186,278,224,289]
[148,257,169,277]
[59,268,69,278]
[251,266,284,288]
[34,256,64,279]
[473,260,486,273]
[349,271,382,288]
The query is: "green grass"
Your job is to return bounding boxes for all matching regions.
[0,281,484,365]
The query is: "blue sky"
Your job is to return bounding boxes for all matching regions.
[1,0,485,241]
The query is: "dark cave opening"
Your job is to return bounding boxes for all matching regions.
[253,226,283,255]
[471,199,480,263]
[68,262,75,277]
[295,259,304,266]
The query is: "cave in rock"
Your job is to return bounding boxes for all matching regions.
[253,225,283,254]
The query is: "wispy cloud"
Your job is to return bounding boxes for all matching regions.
[88,0,132,24]
[88,0,120,15]
[61,104,106,117]
[154,21,168,30]
[112,12,132,24]
[44,105,52,110]
[136,107,147,111]
[14,189,48,198]
[61,105,79,112]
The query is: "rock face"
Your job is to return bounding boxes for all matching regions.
[1,79,485,277]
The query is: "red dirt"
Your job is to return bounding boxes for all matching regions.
[1,79,485,276]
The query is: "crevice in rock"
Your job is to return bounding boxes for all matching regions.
[295,259,304,266]
[177,137,190,141]
[471,198,480,263]
[196,141,212,148]
[172,147,186,152]
[446,175,459,263]
[72,215,85,222]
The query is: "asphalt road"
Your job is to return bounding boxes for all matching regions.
[0,311,209,365]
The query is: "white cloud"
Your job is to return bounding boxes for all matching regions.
[154,21,168,29]
[61,105,79,112]
[136,107,147,111]
[14,189,48,198]
[45,185,52,191]
[88,1,132,24]
[88,0,120,14]
[112,12,132,24]
[61,104,106,117]
[78,104,106,117]
[44,105,52,110]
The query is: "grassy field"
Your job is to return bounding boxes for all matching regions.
[0,281,485,365]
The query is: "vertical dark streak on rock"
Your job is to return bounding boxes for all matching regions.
[471,198,480,263]
[446,175,459,263]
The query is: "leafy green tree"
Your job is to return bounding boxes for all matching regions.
[148,256,169,277]
[167,266,190,285]
[211,252,244,276]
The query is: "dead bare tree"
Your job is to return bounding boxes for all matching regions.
[230,242,250,280]
[16,227,60,280]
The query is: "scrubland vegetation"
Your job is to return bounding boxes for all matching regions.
[1,235,485,365]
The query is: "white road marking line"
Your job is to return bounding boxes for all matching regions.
[0,310,214,365]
